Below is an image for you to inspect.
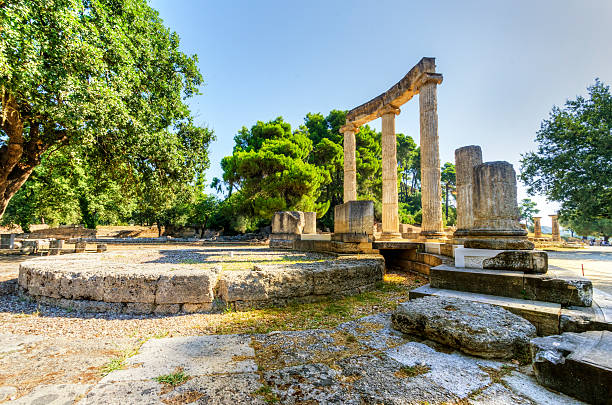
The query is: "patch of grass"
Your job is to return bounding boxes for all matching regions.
[154,367,190,387]
[100,339,147,376]
[395,364,431,378]
[152,330,170,339]
[253,384,279,404]
[194,271,425,336]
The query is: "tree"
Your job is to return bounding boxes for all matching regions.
[518,198,540,229]
[520,80,612,238]
[0,0,212,217]
[441,162,456,223]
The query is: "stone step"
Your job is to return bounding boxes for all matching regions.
[410,284,562,336]
[530,330,612,404]
[430,264,592,307]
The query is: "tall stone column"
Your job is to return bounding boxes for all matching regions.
[418,73,444,238]
[533,216,542,238]
[550,214,561,241]
[454,145,483,239]
[380,105,401,239]
[340,124,358,203]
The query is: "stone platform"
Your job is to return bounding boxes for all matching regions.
[17,247,384,314]
[430,264,593,307]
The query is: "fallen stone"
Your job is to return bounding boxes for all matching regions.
[482,250,548,274]
[392,296,537,359]
[530,331,612,404]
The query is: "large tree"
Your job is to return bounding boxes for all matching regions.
[0,0,212,217]
[520,80,612,239]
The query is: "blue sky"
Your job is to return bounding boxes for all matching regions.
[150,0,612,227]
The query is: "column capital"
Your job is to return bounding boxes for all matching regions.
[378,104,401,117]
[340,122,359,134]
[415,72,443,90]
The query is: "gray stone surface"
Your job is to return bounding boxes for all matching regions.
[7,384,91,405]
[531,331,612,404]
[483,250,548,273]
[392,296,537,359]
[271,211,305,234]
[0,333,43,354]
[333,200,374,242]
[0,386,17,402]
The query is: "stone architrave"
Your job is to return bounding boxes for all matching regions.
[303,212,316,234]
[418,73,444,238]
[0,234,15,249]
[549,214,561,242]
[454,146,483,238]
[464,161,534,250]
[533,216,542,238]
[380,105,401,240]
[340,124,358,203]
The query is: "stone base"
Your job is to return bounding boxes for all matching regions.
[332,233,370,243]
[299,234,331,241]
[429,264,593,307]
[378,232,402,241]
[531,331,612,404]
[464,236,534,250]
[455,248,548,273]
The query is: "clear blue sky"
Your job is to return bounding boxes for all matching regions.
[150,0,612,227]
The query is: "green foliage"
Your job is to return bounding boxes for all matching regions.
[154,368,190,386]
[518,198,540,228]
[0,0,212,217]
[560,215,612,239]
[520,80,612,237]
[441,162,456,225]
[355,125,382,201]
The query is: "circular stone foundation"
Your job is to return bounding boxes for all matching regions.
[18,246,384,314]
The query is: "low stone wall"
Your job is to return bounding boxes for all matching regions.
[381,247,450,276]
[18,251,385,314]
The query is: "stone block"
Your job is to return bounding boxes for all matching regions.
[531,331,612,404]
[102,272,159,303]
[392,296,536,359]
[523,275,592,307]
[333,200,374,239]
[124,302,155,314]
[154,304,181,314]
[155,269,217,304]
[1,234,15,249]
[482,250,548,273]
[182,303,213,313]
[75,241,87,253]
[430,265,525,299]
[49,239,63,255]
[216,271,269,303]
[272,211,305,234]
[303,212,316,234]
[96,244,108,253]
[21,240,39,254]
[59,270,105,301]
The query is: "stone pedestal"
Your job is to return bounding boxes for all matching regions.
[303,212,317,234]
[454,146,482,240]
[341,124,358,203]
[97,244,108,253]
[380,106,401,240]
[550,214,561,242]
[533,216,542,238]
[418,75,444,238]
[49,239,63,255]
[75,241,87,253]
[270,211,306,249]
[0,234,15,249]
[333,200,374,243]
[464,162,534,250]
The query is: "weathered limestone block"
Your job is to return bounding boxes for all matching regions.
[333,200,374,243]
[74,241,87,253]
[21,240,39,254]
[303,212,316,234]
[392,296,536,359]
[272,211,305,235]
[482,250,548,274]
[523,274,592,307]
[465,162,534,250]
[49,239,63,255]
[155,268,219,304]
[1,233,15,249]
[531,331,612,404]
[312,258,384,295]
[216,271,269,303]
[454,146,482,238]
[59,270,105,301]
[102,270,159,303]
[96,244,108,253]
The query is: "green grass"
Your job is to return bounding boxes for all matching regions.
[396,364,431,378]
[100,339,147,376]
[154,368,190,386]
[253,384,279,404]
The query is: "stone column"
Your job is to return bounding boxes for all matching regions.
[550,214,561,241]
[340,123,358,203]
[533,216,542,238]
[465,161,534,250]
[380,105,401,239]
[454,146,483,239]
[418,73,444,238]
